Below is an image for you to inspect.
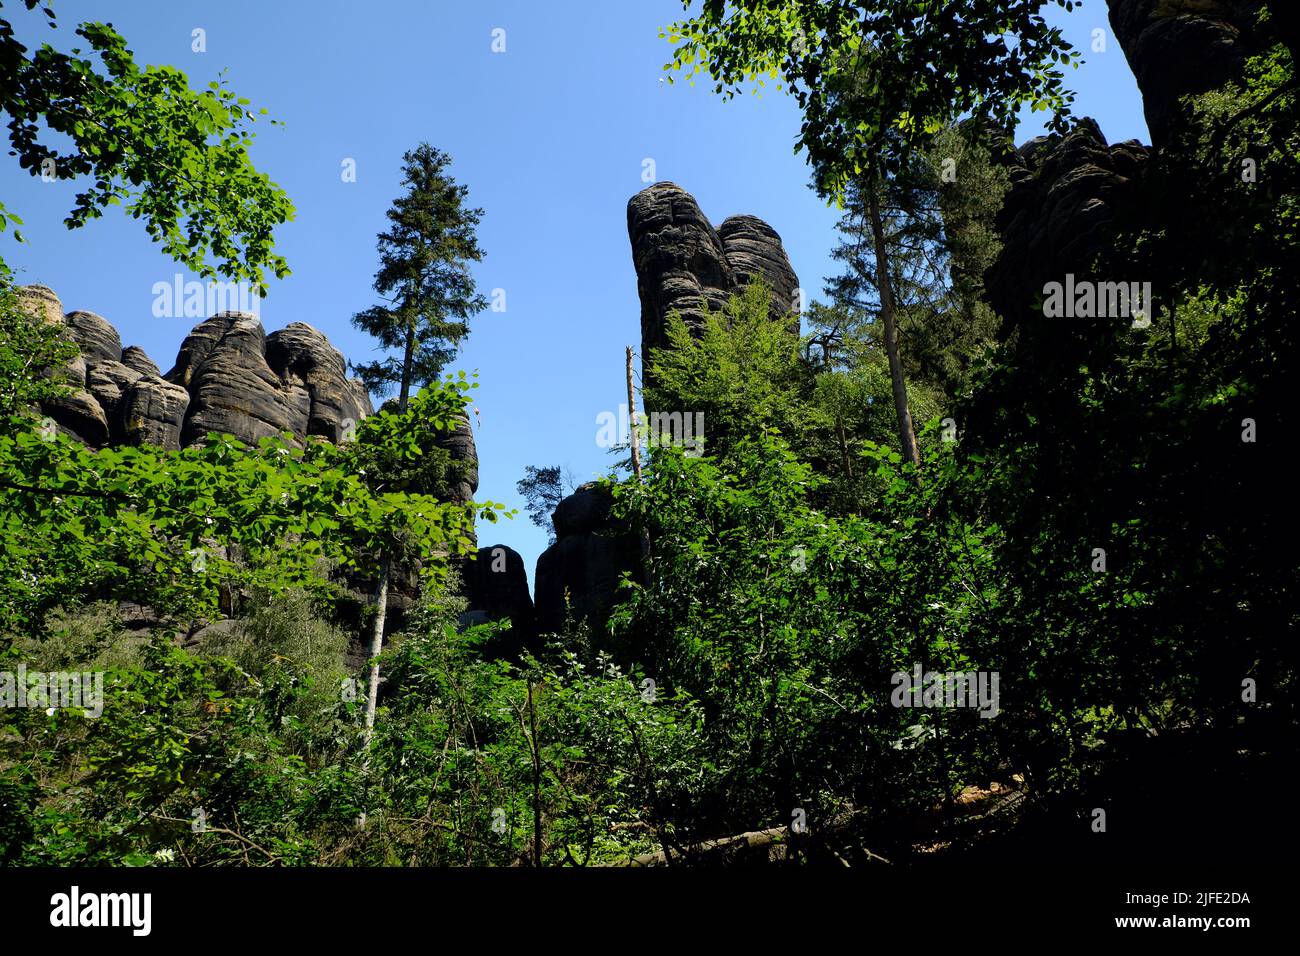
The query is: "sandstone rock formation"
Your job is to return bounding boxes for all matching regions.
[1107,0,1269,149]
[462,544,535,651]
[166,313,372,448]
[533,483,640,637]
[17,284,493,641]
[717,213,801,325]
[986,118,1150,324]
[627,182,734,355]
[985,0,1283,324]
[433,413,479,506]
[18,286,377,452]
[627,182,801,362]
[533,186,802,642]
[18,285,184,449]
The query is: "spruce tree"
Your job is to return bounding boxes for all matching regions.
[351,144,485,758]
[821,125,1008,466]
[352,144,487,410]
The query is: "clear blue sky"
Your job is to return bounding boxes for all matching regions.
[0,0,1148,586]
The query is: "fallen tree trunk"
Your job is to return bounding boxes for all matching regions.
[611,811,889,867]
[606,779,1025,867]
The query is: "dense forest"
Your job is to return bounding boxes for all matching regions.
[0,0,1294,888]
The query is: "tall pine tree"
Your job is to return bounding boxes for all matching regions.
[351,144,485,758]
[821,125,1008,466]
[352,144,487,409]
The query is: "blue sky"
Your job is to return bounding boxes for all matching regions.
[0,0,1148,586]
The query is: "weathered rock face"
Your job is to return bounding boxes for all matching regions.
[65,310,122,366]
[18,286,174,449]
[19,288,376,452]
[165,313,373,448]
[169,315,285,447]
[1107,0,1267,149]
[120,375,191,449]
[265,322,371,444]
[627,182,734,355]
[120,345,160,377]
[717,214,801,326]
[532,186,800,641]
[462,544,535,651]
[986,118,1150,324]
[434,413,479,506]
[533,483,640,638]
[627,182,801,361]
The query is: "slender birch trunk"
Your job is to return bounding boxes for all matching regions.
[627,346,652,579]
[626,346,643,482]
[867,184,921,470]
[362,555,390,748]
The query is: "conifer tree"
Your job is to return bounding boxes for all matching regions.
[352,144,487,409]
[351,144,486,749]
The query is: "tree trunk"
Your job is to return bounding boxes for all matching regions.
[835,412,854,483]
[362,555,390,747]
[356,555,390,827]
[528,680,543,867]
[398,320,415,411]
[626,346,643,482]
[867,185,921,470]
[627,346,652,580]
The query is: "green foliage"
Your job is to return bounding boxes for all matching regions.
[0,282,78,415]
[358,601,709,865]
[608,434,1004,835]
[517,465,569,544]
[646,278,810,455]
[0,296,503,634]
[823,124,1009,399]
[0,0,294,285]
[0,584,709,866]
[664,0,1079,197]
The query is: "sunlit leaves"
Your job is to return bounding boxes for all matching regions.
[662,1,1079,198]
[0,10,294,285]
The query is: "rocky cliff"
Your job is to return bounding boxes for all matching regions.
[462,543,535,654]
[985,119,1150,325]
[533,482,640,637]
[14,284,528,641]
[627,182,801,361]
[1107,0,1270,149]
[532,184,802,641]
[985,0,1277,325]
[18,284,374,452]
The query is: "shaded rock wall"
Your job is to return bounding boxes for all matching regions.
[985,0,1281,323]
[534,185,802,643]
[986,119,1150,324]
[533,482,640,638]
[1107,0,1268,149]
[462,544,535,652]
